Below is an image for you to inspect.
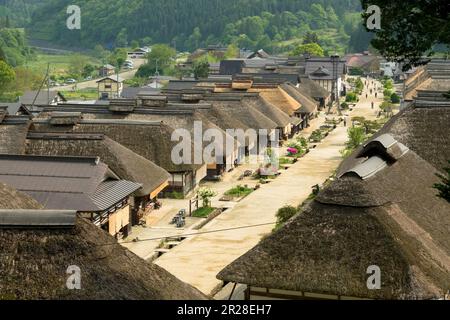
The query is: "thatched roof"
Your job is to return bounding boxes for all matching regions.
[339,105,450,174]
[281,83,319,114]
[250,88,300,116]
[205,96,278,131]
[31,119,201,173]
[25,133,170,197]
[0,214,206,300]
[218,148,450,300]
[0,183,43,210]
[241,96,292,128]
[0,117,32,154]
[298,77,331,100]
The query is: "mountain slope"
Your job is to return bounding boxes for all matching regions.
[7,0,369,53]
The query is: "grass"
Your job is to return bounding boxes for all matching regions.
[279,157,294,165]
[27,53,101,76]
[225,185,254,198]
[192,207,215,218]
[61,88,98,100]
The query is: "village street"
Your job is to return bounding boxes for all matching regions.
[149,80,385,296]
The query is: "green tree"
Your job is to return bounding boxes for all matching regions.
[198,188,217,208]
[290,43,324,57]
[130,40,140,50]
[192,58,210,79]
[68,54,89,79]
[391,93,400,104]
[115,28,128,48]
[93,44,108,60]
[82,64,95,78]
[346,126,366,150]
[434,161,450,203]
[303,31,319,44]
[224,44,239,59]
[0,60,15,94]
[136,44,176,77]
[362,0,450,70]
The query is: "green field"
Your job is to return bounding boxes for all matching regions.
[27,53,101,77]
[61,88,98,101]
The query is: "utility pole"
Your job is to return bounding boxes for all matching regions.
[117,62,120,98]
[330,54,342,116]
[47,63,50,104]
[155,58,160,89]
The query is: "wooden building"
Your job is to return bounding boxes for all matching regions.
[0,155,141,238]
[97,75,124,100]
[0,183,205,300]
[25,132,171,226]
[218,97,450,300]
[31,115,206,197]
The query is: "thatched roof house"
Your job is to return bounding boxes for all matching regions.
[32,118,201,174]
[250,87,300,117]
[280,83,319,116]
[218,95,450,300]
[218,132,450,300]
[0,116,32,154]
[25,133,170,198]
[298,77,331,107]
[0,184,205,300]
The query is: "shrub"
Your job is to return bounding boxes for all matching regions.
[346,91,358,102]
[276,205,298,227]
[225,185,253,198]
[309,130,324,142]
[384,89,394,98]
[390,92,400,104]
[198,188,217,208]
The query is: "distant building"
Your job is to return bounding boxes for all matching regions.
[127,47,151,59]
[304,56,347,99]
[99,64,116,77]
[97,75,124,100]
[345,52,380,76]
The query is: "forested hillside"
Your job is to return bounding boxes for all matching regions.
[0,28,34,66]
[15,0,370,54]
[0,0,40,27]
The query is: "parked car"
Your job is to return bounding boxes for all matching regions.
[65,78,77,84]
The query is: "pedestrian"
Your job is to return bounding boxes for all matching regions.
[371,102,374,109]
[344,117,347,127]
[375,92,378,98]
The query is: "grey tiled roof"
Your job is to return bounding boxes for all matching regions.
[0,155,140,212]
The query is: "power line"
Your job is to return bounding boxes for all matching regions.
[99,222,277,247]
